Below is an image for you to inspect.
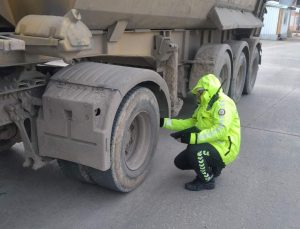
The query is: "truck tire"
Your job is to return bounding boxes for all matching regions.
[229,52,247,102]
[218,52,232,94]
[87,87,159,192]
[189,44,232,94]
[57,160,94,184]
[243,47,260,94]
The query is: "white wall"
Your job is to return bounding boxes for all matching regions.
[279,9,291,38]
[260,6,280,40]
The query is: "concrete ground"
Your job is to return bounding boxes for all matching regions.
[1,38,300,229]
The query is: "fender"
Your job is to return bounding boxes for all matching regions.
[37,62,170,171]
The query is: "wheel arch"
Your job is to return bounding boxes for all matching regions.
[137,81,170,118]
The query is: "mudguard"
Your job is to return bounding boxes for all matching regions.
[37,62,170,171]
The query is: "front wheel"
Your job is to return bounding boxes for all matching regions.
[88,87,160,192]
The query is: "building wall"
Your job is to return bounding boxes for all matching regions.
[289,11,300,32]
[260,6,280,40]
[279,9,291,38]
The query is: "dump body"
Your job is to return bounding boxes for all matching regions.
[1,0,259,30]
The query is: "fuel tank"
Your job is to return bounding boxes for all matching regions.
[0,0,260,30]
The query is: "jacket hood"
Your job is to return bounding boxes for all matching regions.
[192,74,222,104]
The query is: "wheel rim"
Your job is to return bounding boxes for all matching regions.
[124,111,151,171]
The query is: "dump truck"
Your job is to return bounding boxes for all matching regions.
[0,0,266,192]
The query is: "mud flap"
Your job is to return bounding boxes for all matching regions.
[37,62,170,171]
[37,78,121,171]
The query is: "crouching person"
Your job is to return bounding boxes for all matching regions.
[160,74,241,191]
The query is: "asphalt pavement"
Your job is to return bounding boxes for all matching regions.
[1,38,300,229]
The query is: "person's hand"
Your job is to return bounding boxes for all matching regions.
[160,118,164,127]
[171,132,191,144]
[179,132,191,144]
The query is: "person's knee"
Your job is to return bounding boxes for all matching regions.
[174,156,184,170]
[186,147,198,162]
[186,144,199,153]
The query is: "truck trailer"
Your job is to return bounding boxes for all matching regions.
[0,0,266,192]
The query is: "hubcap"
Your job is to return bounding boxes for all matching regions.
[124,112,151,171]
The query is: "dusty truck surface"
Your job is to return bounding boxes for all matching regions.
[0,0,266,192]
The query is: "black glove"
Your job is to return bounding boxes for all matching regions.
[160,118,164,127]
[170,127,199,142]
[170,132,191,144]
[170,126,200,139]
[179,132,191,144]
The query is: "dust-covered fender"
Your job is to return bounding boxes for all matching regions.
[37,62,170,171]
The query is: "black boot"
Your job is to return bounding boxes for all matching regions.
[184,176,215,191]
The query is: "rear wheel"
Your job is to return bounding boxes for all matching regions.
[217,53,232,94]
[244,47,260,94]
[190,44,232,95]
[229,52,247,102]
[88,87,160,192]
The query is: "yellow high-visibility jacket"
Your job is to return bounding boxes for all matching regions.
[163,74,241,165]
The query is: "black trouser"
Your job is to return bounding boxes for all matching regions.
[174,143,225,182]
